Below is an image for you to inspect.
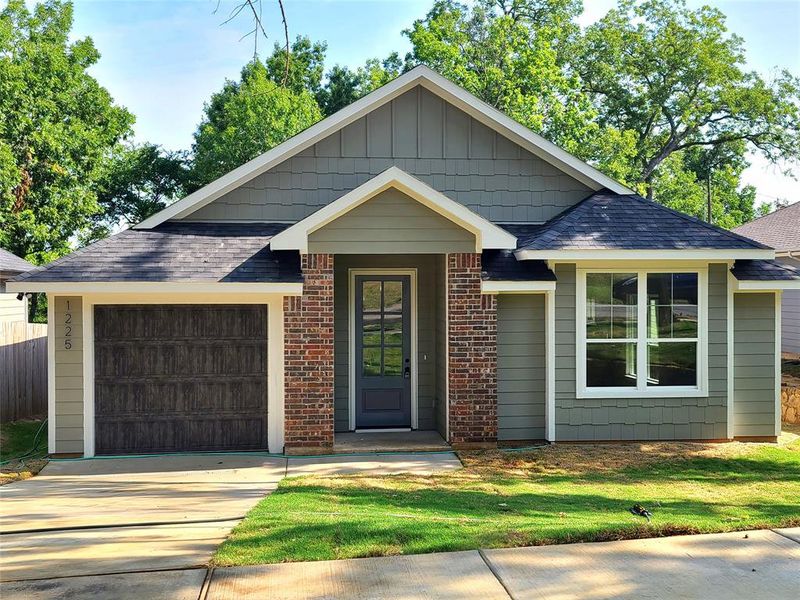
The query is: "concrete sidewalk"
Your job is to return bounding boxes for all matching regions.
[3,528,798,599]
[0,452,461,582]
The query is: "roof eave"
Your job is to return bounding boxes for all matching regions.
[514,249,775,261]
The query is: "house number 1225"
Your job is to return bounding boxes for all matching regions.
[64,300,73,350]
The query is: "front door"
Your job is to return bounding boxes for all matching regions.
[355,275,412,429]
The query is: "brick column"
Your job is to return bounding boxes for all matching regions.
[283,254,335,454]
[447,253,498,448]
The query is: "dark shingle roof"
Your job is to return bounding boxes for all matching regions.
[512,191,770,251]
[730,259,800,281]
[0,248,34,273]
[11,223,301,284]
[732,202,800,252]
[481,250,555,281]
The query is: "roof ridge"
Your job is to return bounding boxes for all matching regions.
[625,194,769,250]
[734,200,800,227]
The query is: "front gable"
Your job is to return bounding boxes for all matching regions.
[136,66,629,229]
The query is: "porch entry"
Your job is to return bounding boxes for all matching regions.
[354,274,412,429]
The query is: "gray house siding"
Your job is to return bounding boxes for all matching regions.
[185,87,593,225]
[553,263,729,441]
[497,294,546,440]
[333,254,441,432]
[308,188,475,254]
[54,296,84,453]
[779,257,799,354]
[733,293,777,437]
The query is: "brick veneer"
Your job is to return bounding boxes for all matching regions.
[283,253,335,454]
[447,253,498,447]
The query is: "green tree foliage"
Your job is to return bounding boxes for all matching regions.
[404,0,607,155]
[0,0,133,263]
[189,60,322,189]
[95,144,190,230]
[264,36,327,97]
[575,0,800,198]
[316,55,407,116]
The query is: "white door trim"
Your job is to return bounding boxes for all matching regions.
[46,294,56,454]
[82,299,95,457]
[349,268,418,431]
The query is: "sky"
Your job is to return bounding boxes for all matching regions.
[64,0,800,207]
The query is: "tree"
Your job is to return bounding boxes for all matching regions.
[95,144,189,230]
[575,0,800,197]
[189,60,322,189]
[0,0,133,320]
[316,55,407,116]
[264,36,327,97]
[404,0,604,155]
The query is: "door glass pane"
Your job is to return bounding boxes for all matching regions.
[586,342,637,387]
[648,342,697,386]
[384,313,403,345]
[384,347,402,376]
[362,314,381,346]
[362,281,381,312]
[362,347,381,377]
[383,281,403,312]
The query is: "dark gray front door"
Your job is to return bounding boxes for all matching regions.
[355,275,411,429]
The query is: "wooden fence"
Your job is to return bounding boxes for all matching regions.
[1,322,48,422]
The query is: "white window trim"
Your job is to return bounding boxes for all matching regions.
[348,268,418,431]
[576,267,709,399]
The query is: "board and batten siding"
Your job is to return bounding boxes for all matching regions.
[185,87,592,225]
[733,293,777,437]
[307,188,475,254]
[54,296,84,453]
[553,263,729,441]
[497,294,546,440]
[333,255,441,432]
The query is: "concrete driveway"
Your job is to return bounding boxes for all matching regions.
[0,452,461,583]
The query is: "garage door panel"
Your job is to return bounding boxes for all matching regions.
[94,305,268,455]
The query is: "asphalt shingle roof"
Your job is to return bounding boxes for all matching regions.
[730,259,800,281]
[510,191,770,251]
[11,223,302,284]
[481,250,555,281]
[0,248,34,274]
[732,202,800,252]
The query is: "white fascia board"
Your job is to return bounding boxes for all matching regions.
[269,166,517,252]
[481,280,555,294]
[733,279,800,291]
[5,281,304,295]
[516,249,775,261]
[135,66,631,229]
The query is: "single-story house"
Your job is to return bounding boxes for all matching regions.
[1,248,34,322]
[8,66,800,457]
[734,203,800,354]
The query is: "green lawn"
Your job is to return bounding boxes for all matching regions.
[0,419,48,484]
[214,438,800,566]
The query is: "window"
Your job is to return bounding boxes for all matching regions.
[578,269,706,397]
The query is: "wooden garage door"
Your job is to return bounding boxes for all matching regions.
[94,305,268,454]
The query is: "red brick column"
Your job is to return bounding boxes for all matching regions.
[283,254,335,454]
[447,253,498,448]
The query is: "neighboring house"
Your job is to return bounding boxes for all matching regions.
[734,203,800,354]
[8,66,800,457]
[0,249,34,322]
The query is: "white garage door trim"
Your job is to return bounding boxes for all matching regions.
[80,293,286,456]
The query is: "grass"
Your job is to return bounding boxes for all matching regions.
[0,418,48,485]
[214,435,800,566]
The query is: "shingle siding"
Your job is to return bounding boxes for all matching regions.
[185,87,593,225]
[733,292,777,437]
[553,263,729,441]
[497,294,546,440]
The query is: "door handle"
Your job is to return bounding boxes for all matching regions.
[403,358,410,379]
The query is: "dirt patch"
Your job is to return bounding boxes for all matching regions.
[0,458,48,485]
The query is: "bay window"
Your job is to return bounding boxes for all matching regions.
[578,268,707,398]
